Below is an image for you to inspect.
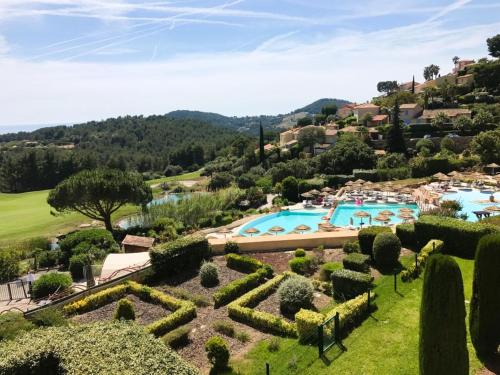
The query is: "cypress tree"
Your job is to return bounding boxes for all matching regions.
[470,234,500,357]
[419,254,468,375]
[259,122,265,164]
[385,100,407,154]
[411,75,415,94]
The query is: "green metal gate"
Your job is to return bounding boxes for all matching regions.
[318,311,340,356]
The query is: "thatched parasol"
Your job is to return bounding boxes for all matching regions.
[345,181,354,186]
[301,192,314,198]
[218,227,232,238]
[269,226,285,235]
[354,211,370,218]
[400,187,414,195]
[295,224,311,233]
[485,163,500,174]
[447,170,461,177]
[379,210,395,216]
[354,179,366,184]
[399,207,415,213]
[398,213,414,220]
[244,227,260,237]
[321,187,334,193]
[433,172,450,181]
[484,206,500,212]
[374,215,391,223]
[308,189,321,196]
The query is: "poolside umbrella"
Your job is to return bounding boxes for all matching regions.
[485,206,500,212]
[399,207,415,213]
[269,226,285,235]
[379,210,395,216]
[345,180,354,186]
[308,189,321,196]
[218,227,232,238]
[433,172,450,181]
[354,179,366,185]
[398,213,414,222]
[354,210,371,226]
[371,184,382,191]
[301,192,314,199]
[244,227,260,237]
[485,163,500,175]
[321,187,334,193]
[294,224,311,233]
[447,170,461,177]
[374,215,391,223]
[385,181,394,186]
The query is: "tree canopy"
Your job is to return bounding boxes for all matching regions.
[423,64,440,81]
[385,101,407,154]
[486,33,500,58]
[470,129,500,164]
[47,169,152,232]
[298,126,325,153]
[318,134,375,174]
[376,81,398,94]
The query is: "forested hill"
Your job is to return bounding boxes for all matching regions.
[0,115,242,193]
[167,98,351,134]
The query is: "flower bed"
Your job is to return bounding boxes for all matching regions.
[63,280,196,337]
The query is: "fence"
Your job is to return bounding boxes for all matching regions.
[318,312,340,356]
[0,280,30,301]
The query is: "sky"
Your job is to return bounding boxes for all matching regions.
[0,0,499,131]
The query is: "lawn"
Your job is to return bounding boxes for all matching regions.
[226,256,483,375]
[0,171,201,246]
[148,170,203,186]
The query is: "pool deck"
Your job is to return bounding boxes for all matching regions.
[209,229,359,254]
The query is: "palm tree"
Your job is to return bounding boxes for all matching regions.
[452,56,460,65]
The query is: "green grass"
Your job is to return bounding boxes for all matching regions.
[147,170,202,186]
[225,257,483,375]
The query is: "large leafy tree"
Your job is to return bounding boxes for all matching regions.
[376,81,398,95]
[48,169,152,232]
[318,134,375,174]
[385,100,406,154]
[423,64,440,81]
[470,129,500,164]
[419,254,468,375]
[298,126,325,153]
[486,33,500,58]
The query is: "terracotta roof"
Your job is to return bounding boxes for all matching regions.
[264,144,276,151]
[371,114,388,121]
[420,108,471,119]
[122,235,155,248]
[354,103,379,109]
[400,103,420,109]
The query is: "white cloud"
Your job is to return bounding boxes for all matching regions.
[0,19,497,127]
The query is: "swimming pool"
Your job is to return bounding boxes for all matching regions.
[239,202,420,236]
[440,189,499,222]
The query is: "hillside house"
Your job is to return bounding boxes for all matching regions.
[340,126,381,141]
[368,114,389,126]
[453,59,475,74]
[417,108,472,124]
[337,103,356,118]
[353,103,380,123]
[400,103,423,124]
[279,124,338,153]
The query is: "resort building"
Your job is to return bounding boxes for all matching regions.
[417,108,472,123]
[453,59,475,74]
[337,103,356,118]
[279,124,338,151]
[352,103,380,122]
[368,114,389,126]
[400,103,423,125]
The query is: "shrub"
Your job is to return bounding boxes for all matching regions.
[470,234,500,357]
[373,233,401,269]
[331,269,372,300]
[0,312,34,341]
[68,253,89,280]
[150,235,211,276]
[37,250,61,268]
[419,254,468,375]
[162,325,191,349]
[324,292,373,337]
[199,262,219,287]
[59,229,118,266]
[288,256,315,275]
[235,331,250,343]
[294,248,306,257]
[0,250,20,283]
[414,215,498,258]
[267,337,280,352]
[30,308,67,327]
[226,253,270,275]
[295,309,324,343]
[0,322,198,374]
[213,268,267,307]
[343,253,370,273]
[358,226,391,256]
[114,298,135,321]
[224,241,240,254]
[395,223,415,249]
[278,275,314,314]
[342,240,360,254]
[401,240,443,282]
[162,286,210,307]
[32,272,72,299]
[319,262,342,281]
[205,336,230,370]
[213,320,235,337]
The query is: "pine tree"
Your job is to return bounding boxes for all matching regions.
[470,234,500,358]
[411,75,415,94]
[259,122,265,164]
[385,100,407,154]
[419,254,469,375]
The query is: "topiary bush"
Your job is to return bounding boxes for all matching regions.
[114,298,135,321]
[199,261,219,287]
[342,240,360,254]
[419,254,468,375]
[470,234,500,357]
[343,253,370,273]
[319,262,342,281]
[372,232,401,269]
[37,250,61,268]
[161,325,191,349]
[395,223,416,249]
[294,248,306,257]
[205,336,230,370]
[331,269,372,300]
[288,256,315,275]
[59,229,119,266]
[358,226,391,256]
[224,241,240,254]
[32,272,72,299]
[278,275,314,314]
[68,254,89,280]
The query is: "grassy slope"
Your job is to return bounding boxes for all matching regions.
[0,170,201,246]
[226,257,482,375]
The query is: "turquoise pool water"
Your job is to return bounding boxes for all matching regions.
[239,202,420,236]
[441,189,499,222]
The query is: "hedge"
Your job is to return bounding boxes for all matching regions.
[395,223,416,248]
[32,272,72,299]
[150,236,211,275]
[343,253,370,273]
[358,226,391,256]
[213,268,268,307]
[63,281,196,337]
[414,215,498,258]
[226,253,266,274]
[319,262,342,281]
[353,169,378,182]
[227,273,297,337]
[401,239,443,282]
[288,256,314,275]
[59,229,119,266]
[373,233,401,269]
[331,269,373,300]
[295,309,324,344]
[0,322,199,375]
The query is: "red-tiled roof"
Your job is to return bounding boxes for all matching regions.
[354,103,379,109]
[122,235,155,248]
[371,115,388,121]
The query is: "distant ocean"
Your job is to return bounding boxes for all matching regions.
[0,123,73,135]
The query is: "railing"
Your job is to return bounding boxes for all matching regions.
[98,259,151,283]
[0,279,30,301]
